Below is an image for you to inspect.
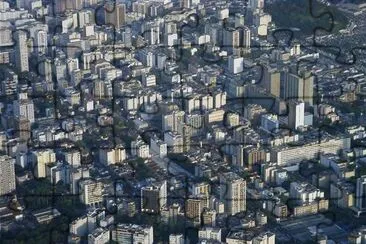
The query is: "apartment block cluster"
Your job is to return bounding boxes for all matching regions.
[0,0,366,243]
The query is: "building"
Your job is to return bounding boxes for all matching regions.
[348,227,366,244]
[243,146,268,170]
[0,155,15,196]
[292,199,329,217]
[141,180,167,213]
[330,180,355,208]
[283,71,314,106]
[14,30,29,72]
[79,179,103,206]
[228,56,244,74]
[225,112,240,127]
[61,149,81,167]
[198,227,221,242]
[32,207,61,225]
[167,203,181,225]
[164,131,184,153]
[290,182,325,205]
[13,93,35,123]
[288,100,305,130]
[88,228,110,244]
[99,146,126,165]
[150,135,168,158]
[261,114,279,133]
[47,162,71,185]
[190,182,210,197]
[70,215,89,236]
[104,2,126,29]
[111,224,153,244]
[243,104,267,123]
[1,68,17,95]
[205,109,225,124]
[356,175,366,213]
[131,137,150,159]
[263,64,281,97]
[169,234,184,244]
[32,149,56,178]
[202,208,216,227]
[220,172,246,215]
[162,110,185,132]
[271,136,351,165]
[14,116,31,142]
[226,231,275,244]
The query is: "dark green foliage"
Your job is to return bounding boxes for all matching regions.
[265,0,348,37]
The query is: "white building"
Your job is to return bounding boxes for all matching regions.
[228,56,244,74]
[111,224,153,244]
[14,30,29,72]
[288,100,305,130]
[13,93,35,123]
[88,228,110,244]
[198,227,221,242]
[169,234,184,244]
[131,137,150,159]
[32,149,56,178]
[290,182,324,205]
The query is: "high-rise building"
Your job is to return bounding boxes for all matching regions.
[243,146,267,170]
[79,179,103,206]
[143,22,160,45]
[14,30,29,72]
[249,0,265,9]
[261,114,279,133]
[105,2,126,29]
[13,93,35,124]
[228,56,244,74]
[223,28,240,50]
[0,23,13,47]
[235,13,245,28]
[99,146,126,165]
[32,149,56,178]
[141,180,167,213]
[185,198,202,222]
[0,155,15,196]
[263,65,281,97]
[131,137,150,158]
[35,30,47,54]
[61,149,81,167]
[220,172,246,215]
[242,27,251,48]
[180,0,190,9]
[356,175,366,212]
[202,208,216,227]
[283,71,314,106]
[111,224,153,244]
[227,231,275,244]
[180,123,192,152]
[288,100,305,130]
